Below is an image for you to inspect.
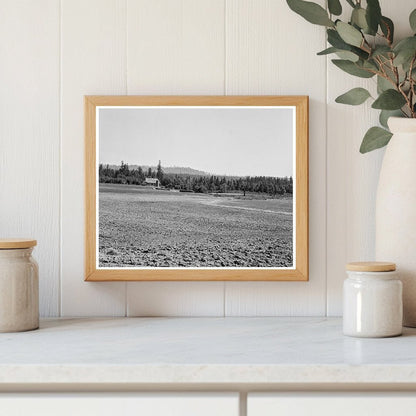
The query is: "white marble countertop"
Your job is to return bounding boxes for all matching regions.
[1,317,416,389]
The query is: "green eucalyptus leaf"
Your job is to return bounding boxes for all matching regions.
[336,21,363,47]
[317,46,338,55]
[327,29,369,59]
[380,16,394,43]
[366,0,382,35]
[379,110,402,128]
[395,49,416,67]
[402,57,415,73]
[393,36,416,67]
[360,127,392,153]
[394,36,416,52]
[332,59,375,78]
[287,0,334,27]
[351,7,369,33]
[335,87,371,105]
[317,46,359,61]
[372,89,406,110]
[379,66,403,86]
[350,46,369,60]
[410,9,416,32]
[393,51,412,67]
[328,0,342,16]
[377,76,393,94]
[372,45,392,58]
[327,29,349,48]
[363,59,379,71]
[335,50,359,62]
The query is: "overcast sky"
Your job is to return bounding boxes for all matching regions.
[99,106,294,177]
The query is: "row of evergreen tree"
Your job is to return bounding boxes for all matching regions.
[99,162,293,195]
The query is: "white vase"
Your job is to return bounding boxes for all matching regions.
[376,117,416,327]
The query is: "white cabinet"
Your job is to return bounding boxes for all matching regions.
[248,393,416,416]
[0,393,239,416]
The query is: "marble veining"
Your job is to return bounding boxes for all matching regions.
[0,317,416,385]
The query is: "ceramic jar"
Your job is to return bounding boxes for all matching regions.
[343,262,402,338]
[0,239,39,332]
[376,117,416,327]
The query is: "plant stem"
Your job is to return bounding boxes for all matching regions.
[409,56,416,117]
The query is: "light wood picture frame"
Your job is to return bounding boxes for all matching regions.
[85,96,308,281]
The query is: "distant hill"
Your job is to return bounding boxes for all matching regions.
[105,164,211,176]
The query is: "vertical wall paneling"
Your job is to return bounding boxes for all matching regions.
[0,0,60,316]
[326,0,415,316]
[4,1,415,317]
[224,0,327,315]
[127,282,225,317]
[126,0,226,316]
[126,0,226,95]
[326,67,382,316]
[61,0,127,316]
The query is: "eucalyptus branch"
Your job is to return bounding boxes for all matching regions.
[362,36,372,53]
[376,58,401,89]
[287,0,416,152]
[378,21,393,48]
[391,59,400,85]
[411,77,416,107]
[398,82,412,116]
[409,56,416,116]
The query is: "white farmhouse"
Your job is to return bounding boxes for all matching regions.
[144,177,160,188]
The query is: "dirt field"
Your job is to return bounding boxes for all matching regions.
[98,184,293,268]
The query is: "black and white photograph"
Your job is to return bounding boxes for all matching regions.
[97,106,295,269]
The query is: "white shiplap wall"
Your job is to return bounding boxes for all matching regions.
[326,1,416,315]
[61,0,127,316]
[224,0,327,316]
[0,0,413,317]
[125,0,226,316]
[0,0,60,316]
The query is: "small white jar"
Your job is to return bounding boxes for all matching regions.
[0,239,39,332]
[343,262,402,338]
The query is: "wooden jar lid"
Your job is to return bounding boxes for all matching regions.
[346,261,396,272]
[0,239,37,249]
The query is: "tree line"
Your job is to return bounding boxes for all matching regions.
[99,161,293,196]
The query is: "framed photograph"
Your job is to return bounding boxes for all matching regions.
[85,96,308,281]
